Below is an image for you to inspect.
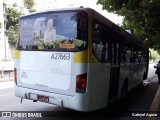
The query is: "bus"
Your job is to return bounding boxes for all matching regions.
[14,7,149,112]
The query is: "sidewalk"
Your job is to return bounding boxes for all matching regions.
[146,75,160,118]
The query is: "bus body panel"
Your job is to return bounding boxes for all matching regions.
[87,62,111,110]
[14,84,91,111]
[14,50,90,111]
[16,51,75,93]
[119,62,147,93]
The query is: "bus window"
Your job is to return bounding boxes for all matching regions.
[92,22,108,62]
[133,46,144,62]
[131,48,138,62]
[143,52,148,62]
[18,11,88,52]
[137,51,143,62]
[115,43,119,64]
[124,47,131,62]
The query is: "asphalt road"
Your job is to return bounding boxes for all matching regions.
[0,63,160,120]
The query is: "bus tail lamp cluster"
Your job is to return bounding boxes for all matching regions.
[14,68,17,84]
[76,73,87,93]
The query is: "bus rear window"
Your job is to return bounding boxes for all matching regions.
[18,11,88,51]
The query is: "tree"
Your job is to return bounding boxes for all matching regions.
[23,0,36,12]
[7,25,18,46]
[29,7,36,12]
[23,0,35,9]
[97,0,160,50]
[5,7,21,29]
[6,7,21,46]
[149,48,159,60]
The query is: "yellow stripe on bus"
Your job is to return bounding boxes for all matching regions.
[74,50,88,63]
[14,50,20,59]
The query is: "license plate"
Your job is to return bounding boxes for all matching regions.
[37,95,49,103]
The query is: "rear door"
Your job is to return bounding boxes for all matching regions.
[108,40,120,102]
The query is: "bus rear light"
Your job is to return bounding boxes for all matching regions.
[76,73,87,93]
[14,68,17,84]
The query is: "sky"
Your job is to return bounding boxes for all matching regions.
[56,0,123,25]
[5,0,123,25]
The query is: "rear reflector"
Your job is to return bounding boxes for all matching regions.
[14,68,17,84]
[76,73,87,93]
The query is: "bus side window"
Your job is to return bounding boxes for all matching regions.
[101,42,108,62]
[135,46,144,62]
[142,52,146,62]
[124,47,131,62]
[131,48,138,62]
[137,51,142,62]
[105,43,108,61]
[92,22,108,63]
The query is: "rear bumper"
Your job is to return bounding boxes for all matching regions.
[14,84,89,112]
[14,84,68,107]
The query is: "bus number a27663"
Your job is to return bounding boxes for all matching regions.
[51,53,70,60]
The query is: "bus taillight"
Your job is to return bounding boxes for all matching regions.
[76,73,87,93]
[14,68,17,84]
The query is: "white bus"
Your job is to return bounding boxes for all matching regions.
[14,7,149,112]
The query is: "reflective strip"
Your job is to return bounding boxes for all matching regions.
[14,50,20,59]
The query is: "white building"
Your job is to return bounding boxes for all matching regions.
[0,0,8,60]
[0,0,27,61]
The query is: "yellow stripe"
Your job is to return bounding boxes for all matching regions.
[14,50,20,59]
[74,49,88,63]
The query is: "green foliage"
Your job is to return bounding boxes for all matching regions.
[23,0,36,13]
[149,48,159,60]
[6,7,21,46]
[29,7,36,13]
[97,0,160,50]
[5,7,21,29]
[7,25,18,46]
[23,0,35,9]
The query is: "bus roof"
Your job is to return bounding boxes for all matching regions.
[91,9,147,48]
[20,7,91,18]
